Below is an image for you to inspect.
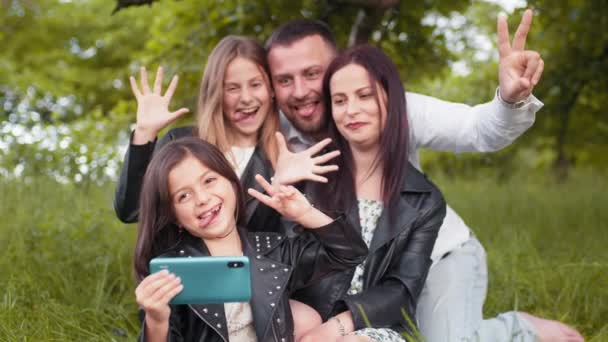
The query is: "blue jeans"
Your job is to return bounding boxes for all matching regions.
[416,237,538,342]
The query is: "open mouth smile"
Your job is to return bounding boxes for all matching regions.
[291,101,320,118]
[233,107,259,123]
[196,203,222,228]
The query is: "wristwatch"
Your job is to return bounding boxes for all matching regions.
[497,88,527,109]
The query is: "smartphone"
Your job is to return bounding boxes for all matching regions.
[149,256,251,305]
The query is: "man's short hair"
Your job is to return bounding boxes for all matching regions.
[265,19,338,52]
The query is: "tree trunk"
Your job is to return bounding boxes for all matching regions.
[330,0,399,47]
[553,83,582,181]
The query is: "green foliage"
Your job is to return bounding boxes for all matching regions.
[416,1,608,174]
[428,168,608,341]
[0,177,138,340]
[526,0,608,170]
[0,0,481,184]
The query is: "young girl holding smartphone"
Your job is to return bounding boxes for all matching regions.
[133,137,366,342]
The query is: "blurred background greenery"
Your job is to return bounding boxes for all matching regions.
[1,0,606,340]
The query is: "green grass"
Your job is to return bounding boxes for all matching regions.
[429,169,608,341]
[1,169,606,340]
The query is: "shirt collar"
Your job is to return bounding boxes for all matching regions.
[279,110,315,152]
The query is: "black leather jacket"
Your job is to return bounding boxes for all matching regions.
[138,216,368,342]
[293,163,446,335]
[113,126,279,231]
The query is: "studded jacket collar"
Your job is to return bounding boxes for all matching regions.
[138,215,367,342]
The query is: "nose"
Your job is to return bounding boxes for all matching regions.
[240,86,253,105]
[194,188,210,205]
[292,77,308,99]
[346,98,359,116]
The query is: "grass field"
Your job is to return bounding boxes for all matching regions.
[0,169,606,341]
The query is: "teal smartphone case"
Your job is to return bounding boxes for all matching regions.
[149,256,251,305]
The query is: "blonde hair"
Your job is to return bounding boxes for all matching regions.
[196,35,279,168]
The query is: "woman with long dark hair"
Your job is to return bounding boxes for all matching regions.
[288,44,447,341]
[296,45,583,342]
[133,137,366,342]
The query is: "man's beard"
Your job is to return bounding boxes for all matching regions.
[291,113,326,136]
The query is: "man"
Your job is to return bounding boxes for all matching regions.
[265,10,583,342]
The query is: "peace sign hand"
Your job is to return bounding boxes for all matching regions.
[130,66,190,144]
[248,175,332,228]
[497,9,545,103]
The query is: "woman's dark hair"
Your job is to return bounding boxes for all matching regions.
[314,44,409,220]
[133,137,246,281]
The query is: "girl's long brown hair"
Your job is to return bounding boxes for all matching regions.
[133,137,246,282]
[196,35,279,167]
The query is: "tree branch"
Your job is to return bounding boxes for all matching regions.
[346,6,394,47]
[112,0,158,14]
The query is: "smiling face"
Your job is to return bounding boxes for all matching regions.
[169,155,238,242]
[267,35,336,135]
[330,63,387,151]
[222,57,272,147]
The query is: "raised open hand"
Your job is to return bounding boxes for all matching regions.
[130,66,190,144]
[272,132,340,186]
[497,9,545,103]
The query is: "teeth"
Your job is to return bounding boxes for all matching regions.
[198,204,221,220]
[295,103,315,110]
[239,108,258,115]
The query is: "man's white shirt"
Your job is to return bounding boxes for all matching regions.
[280,90,543,265]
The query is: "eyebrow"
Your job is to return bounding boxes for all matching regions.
[170,169,212,198]
[274,64,324,78]
[225,75,264,84]
[331,86,373,97]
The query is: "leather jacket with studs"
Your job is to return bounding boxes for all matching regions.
[137,215,368,342]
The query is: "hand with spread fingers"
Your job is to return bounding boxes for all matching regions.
[272,132,340,187]
[130,66,190,144]
[497,9,545,103]
[248,174,332,228]
[135,270,183,338]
